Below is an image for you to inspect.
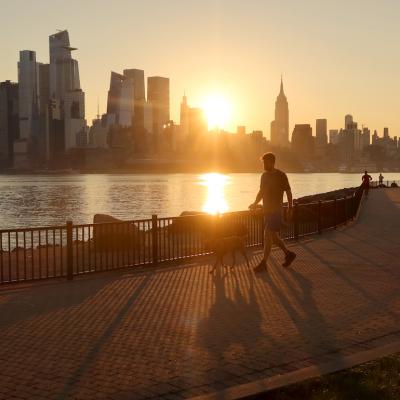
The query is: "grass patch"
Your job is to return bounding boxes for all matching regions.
[256,353,400,400]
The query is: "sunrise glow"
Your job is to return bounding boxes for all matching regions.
[202,95,232,130]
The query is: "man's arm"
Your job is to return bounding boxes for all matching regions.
[249,189,263,209]
[286,188,293,209]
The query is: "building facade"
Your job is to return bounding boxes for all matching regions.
[18,50,40,142]
[315,118,328,156]
[147,76,170,148]
[291,124,314,157]
[270,77,289,148]
[0,81,19,166]
[123,69,145,129]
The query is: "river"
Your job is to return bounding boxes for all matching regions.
[0,172,397,229]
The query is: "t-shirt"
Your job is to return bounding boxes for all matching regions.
[260,169,291,213]
[362,174,372,185]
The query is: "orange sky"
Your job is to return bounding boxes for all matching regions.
[1,0,400,138]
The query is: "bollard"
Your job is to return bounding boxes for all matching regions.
[151,215,159,265]
[66,221,73,281]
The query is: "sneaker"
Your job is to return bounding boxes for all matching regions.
[282,251,296,268]
[254,259,267,273]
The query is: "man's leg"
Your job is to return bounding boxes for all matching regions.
[273,231,296,267]
[263,229,273,263]
[272,232,289,255]
[254,228,272,272]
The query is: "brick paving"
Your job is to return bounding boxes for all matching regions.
[0,189,400,399]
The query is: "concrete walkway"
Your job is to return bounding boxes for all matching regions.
[0,189,400,400]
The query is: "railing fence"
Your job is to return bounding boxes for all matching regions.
[0,181,396,285]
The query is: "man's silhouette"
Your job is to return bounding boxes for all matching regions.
[379,173,384,187]
[362,170,372,196]
[249,152,296,272]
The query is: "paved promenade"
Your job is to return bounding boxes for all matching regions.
[1,189,400,400]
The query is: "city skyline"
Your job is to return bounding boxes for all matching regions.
[1,1,400,137]
[1,27,399,174]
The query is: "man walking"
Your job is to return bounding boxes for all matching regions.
[249,152,296,272]
[362,171,372,197]
[378,173,384,187]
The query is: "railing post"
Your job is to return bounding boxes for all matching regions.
[293,202,299,240]
[333,198,337,229]
[344,196,348,225]
[151,214,159,265]
[318,200,322,234]
[66,220,73,281]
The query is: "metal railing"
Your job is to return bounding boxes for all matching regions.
[370,179,400,189]
[0,181,390,285]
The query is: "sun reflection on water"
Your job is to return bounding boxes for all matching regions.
[200,173,230,215]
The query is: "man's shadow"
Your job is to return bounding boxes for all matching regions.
[197,266,267,389]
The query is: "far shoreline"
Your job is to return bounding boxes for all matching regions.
[0,168,399,176]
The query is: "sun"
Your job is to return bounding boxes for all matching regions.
[202,95,232,130]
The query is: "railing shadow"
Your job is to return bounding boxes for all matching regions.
[259,257,347,371]
[196,265,267,389]
[0,277,114,329]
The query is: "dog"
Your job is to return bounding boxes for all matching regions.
[205,234,251,273]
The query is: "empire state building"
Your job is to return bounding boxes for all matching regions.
[270,77,289,147]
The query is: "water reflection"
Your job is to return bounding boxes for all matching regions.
[200,173,230,215]
[0,173,397,229]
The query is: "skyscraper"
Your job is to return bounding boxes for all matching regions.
[329,129,339,144]
[107,72,125,118]
[345,114,353,130]
[107,72,133,127]
[180,93,189,138]
[291,124,314,157]
[18,50,40,141]
[178,94,206,140]
[49,30,81,99]
[0,81,19,166]
[48,30,86,152]
[143,101,153,135]
[123,69,145,100]
[315,118,328,155]
[147,76,170,143]
[383,127,389,138]
[64,90,86,150]
[123,69,145,128]
[270,77,289,147]
[338,115,362,161]
[362,127,371,149]
[372,130,379,145]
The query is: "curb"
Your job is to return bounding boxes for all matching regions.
[189,340,400,400]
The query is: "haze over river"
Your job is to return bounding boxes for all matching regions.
[0,173,397,229]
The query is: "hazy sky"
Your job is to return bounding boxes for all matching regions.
[1,0,400,137]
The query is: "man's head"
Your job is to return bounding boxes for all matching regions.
[364,170,368,175]
[262,152,276,171]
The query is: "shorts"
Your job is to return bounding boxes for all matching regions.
[264,211,283,232]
